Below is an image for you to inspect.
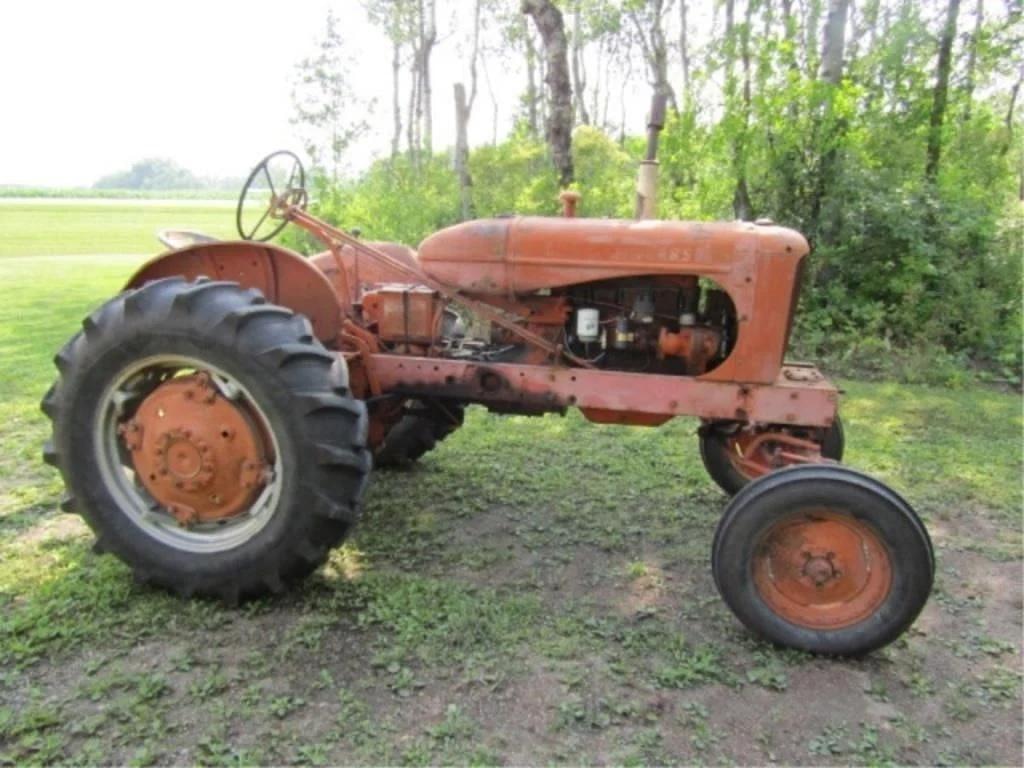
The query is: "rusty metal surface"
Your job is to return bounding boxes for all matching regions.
[125,241,342,342]
[368,355,839,427]
[310,241,420,305]
[726,429,830,479]
[752,509,893,630]
[361,285,444,345]
[417,217,805,293]
[122,373,269,526]
[417,217,809,383]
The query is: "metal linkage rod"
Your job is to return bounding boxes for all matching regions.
[285,205,595,369]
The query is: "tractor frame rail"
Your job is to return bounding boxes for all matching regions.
[368,355,839,427]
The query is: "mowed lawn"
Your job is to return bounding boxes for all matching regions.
[0,208,1021,765]
[0,199,239,257]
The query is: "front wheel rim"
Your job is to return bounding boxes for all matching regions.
[94,355,284,554]
[751,508,893,630]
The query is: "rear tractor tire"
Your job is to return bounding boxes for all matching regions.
[42,277,371,602]
[712,464,934,656]
[374,400,465,469]
[700,415,844,496]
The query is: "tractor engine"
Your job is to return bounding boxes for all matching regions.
[562,277,733,376]
[357,277,735,377]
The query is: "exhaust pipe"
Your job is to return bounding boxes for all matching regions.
[634,93,669,220]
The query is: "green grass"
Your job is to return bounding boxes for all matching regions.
[0,186,238,200]
[0,200,239,257]
[0,224,1021,764]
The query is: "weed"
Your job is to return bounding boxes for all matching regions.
[680,701,720,752]
[808,722,850,757]
[135,673,171,702]
[744,652,789,691]
[294,742,332,766]
[429,704,476,747]
[267,695,306,719]
[655,639,725,689]
[189,672,229,700]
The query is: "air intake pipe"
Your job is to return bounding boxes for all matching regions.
[634,93,668,220]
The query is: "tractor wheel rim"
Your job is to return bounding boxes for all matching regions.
[752,509,893,630]
[726,431,769,480]
[95,355,284,554]
[725,429,825,481]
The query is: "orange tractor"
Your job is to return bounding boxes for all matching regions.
[43,131,933,656]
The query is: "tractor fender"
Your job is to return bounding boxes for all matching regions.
[124,241,341,343]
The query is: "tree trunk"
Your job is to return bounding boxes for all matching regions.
[780,0,798,71]
[649,1,675,112]
[630,1,677,114]
[453,0,481,220]
[1004,65,1023,159]
[571,3,590,125]
[407,47,419,157]
[811,0,850,245]
[679,0,691,106]
[804,0,823,77]
[732,0,754,220]
[724,0,736,85]
[591,37,605,127]
[846,0,860,64]
[454,83,473,221]
[522,0,575,188]
[925,0,961,183]
[391,40,402,159]
[820,0,849,85]
[522,15,540,137]
[420,0,437,155]
[962,0,983,122]
[722,0,752,220]
[481,55,500,145]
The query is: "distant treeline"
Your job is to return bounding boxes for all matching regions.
[91,158,244,193]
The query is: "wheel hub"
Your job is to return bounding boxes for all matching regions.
[802,553,838,586]
[752,509,893,630]
[158,429,213,485]
[119,373,269,527]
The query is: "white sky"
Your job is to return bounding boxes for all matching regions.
[0,0,535,187]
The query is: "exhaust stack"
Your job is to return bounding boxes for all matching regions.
[634,93,669,220]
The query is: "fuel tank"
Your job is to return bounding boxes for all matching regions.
[417,217,809,295]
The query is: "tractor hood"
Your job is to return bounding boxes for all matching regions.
[417,216,809,295]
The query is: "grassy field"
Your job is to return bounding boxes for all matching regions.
[0,187,238,201]
[0,200,239,257]
[0,212,1021,765]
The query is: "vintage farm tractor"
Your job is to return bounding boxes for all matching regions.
[42,116,933,655]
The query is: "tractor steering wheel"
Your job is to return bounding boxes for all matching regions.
[236,150,307,242]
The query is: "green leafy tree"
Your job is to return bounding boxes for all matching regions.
[290,9,369,181]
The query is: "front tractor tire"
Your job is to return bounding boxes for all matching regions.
[712,465,934,655]
[42,278,371,602]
